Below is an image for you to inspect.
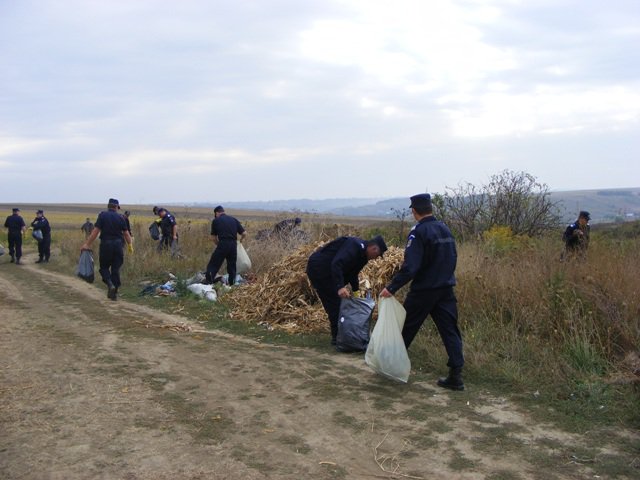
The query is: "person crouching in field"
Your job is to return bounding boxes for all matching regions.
[380,193,464,391]
[205,206,246,286]
[306,235,387,345]
[81,198,134,301]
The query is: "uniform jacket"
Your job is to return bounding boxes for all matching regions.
[306,236,369,292]
[211,214,245,241]
[563,222,589,250]
[31,217,51,237]
[4,214,26,234]
[159,212,176,237]
[95,210,128,241]
[387,216,457,294]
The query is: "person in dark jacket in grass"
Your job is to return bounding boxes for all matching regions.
[307,235,387,345]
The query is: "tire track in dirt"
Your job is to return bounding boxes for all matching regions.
[1,259,631,479]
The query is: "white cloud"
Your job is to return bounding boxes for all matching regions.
[82,146,329,178]
[0,0,638,202]
[442,85,640,138]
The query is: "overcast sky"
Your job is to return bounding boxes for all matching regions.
[1,0,638,204]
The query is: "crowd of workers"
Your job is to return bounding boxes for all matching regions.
[2,198,594,390]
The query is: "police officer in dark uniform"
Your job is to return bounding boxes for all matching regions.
[206,206,246,285]
[563,210,590,258]
[4,208,26,264]
[31,209,52,263]
[381,193,464,391]
[81,217,94,238]
[307,234,387,345]
[81,198,133,300]
[156,208,179,256]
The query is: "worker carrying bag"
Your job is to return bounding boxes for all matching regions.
[76,249,95,283]
[336,296,375,353]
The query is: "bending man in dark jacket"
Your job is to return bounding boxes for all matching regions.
[307,235,387,345]
[381,193,464,391]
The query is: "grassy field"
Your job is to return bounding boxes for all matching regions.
[2,204,638,435]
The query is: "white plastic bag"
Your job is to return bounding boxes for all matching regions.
[365,297,411,383]
[187,283,217,302]
[236,242,252,274]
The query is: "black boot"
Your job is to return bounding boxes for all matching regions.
[35,257,43,263]
[10,256,15,263]
[107,282,117,300]
[437,367,465,391]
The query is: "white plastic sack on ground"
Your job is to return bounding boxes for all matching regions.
[236,242,252,274]
[187,283,217,301]
[186,272,206,285]
[365,296,411,383]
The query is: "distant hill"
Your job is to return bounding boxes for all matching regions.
[187,188,640,223]
[189,197,383,214]
[550,188,640,223]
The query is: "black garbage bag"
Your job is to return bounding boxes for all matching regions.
[76,249,95,283]
[336,296,375,353]
[149,222,160,240]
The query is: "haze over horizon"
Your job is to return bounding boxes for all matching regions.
[1,0,638,204]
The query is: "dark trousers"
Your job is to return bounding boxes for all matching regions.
[38,236,51,260]
[307,274,340,340]
[8,232,22,259]
[157,235,179,256]
[402,287,464,369]
[206,240,237,285]
[99,239,124,288]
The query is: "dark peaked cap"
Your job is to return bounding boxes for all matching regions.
[409,193,432,209]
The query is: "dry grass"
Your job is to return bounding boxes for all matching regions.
[13,205,639,388]
[226,243,404,333]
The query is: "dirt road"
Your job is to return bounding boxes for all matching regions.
[1,255,636,479]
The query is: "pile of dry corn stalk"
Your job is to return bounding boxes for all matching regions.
[227,242,404,333]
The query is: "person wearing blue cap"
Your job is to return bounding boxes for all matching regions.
[563,210,590,258]
[381,193,464,390]
[156,207,179,256]
[307,234,387,345]
[205,206,246,285]
[4,208,26,264]
[81,198,134,301]
[31,209,52,263]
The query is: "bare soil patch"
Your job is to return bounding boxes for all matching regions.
[1,254,637,479]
